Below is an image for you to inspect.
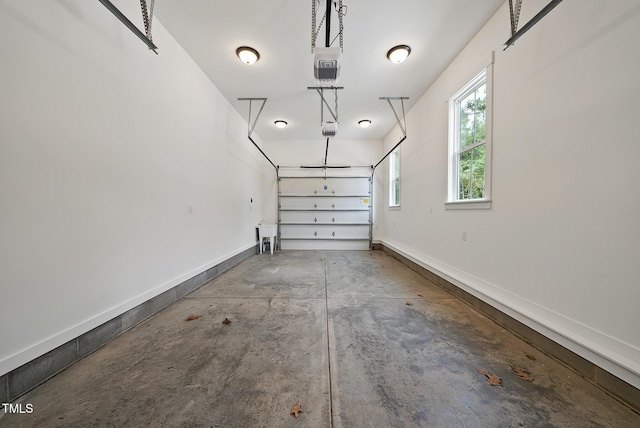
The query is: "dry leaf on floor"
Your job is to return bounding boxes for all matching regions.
[526,353,536,361]
[512,367,534,382]
[487,373,503,386]
[477,368,502,386]
[405,301,413,306]
[417,293,424,297]
[186,315,200,321]
[414,381,419,386]
[222,317,231,324]
[290,401,302,418]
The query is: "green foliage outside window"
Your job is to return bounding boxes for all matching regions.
[458,86,486,200]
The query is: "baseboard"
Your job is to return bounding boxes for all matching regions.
[1,245,256,403]
[374,241,640,413]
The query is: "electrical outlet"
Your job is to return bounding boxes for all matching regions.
[462,231,467,241]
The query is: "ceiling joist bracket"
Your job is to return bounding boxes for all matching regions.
[238,97,267,138]
[308,86,343,126]
[373,97,409,171]
[237,98,277,171]
[379,97,408,138]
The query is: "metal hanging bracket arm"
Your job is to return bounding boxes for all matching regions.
[98,0,158,53]
[237,98,277,171]
[509,0,523,38]
[308,87,343,123]
[311,0,345,52]
[379,97,408,138]
[140,0,155,44]
[504,0,564,49]
[238,98,267,138]
[373,97,409,171]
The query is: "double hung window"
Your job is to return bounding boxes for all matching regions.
[389,148,400,207]
[447,66,492,209]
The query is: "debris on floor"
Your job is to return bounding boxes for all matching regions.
[405,301,413,306]
[477,368,503,386]
[5,251,640,427]
[186,315,201,321]
[526,353,536,361]
[290,401,302,418]
[511,367,534,382]
[417,293,424,297]
[222,317,232,324]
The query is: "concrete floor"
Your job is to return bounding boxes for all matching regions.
[1,250,638,427]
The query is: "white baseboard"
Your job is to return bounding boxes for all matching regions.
[0,242,256,377]
[380,239,640,390]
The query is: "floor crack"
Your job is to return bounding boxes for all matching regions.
[323,251,335,428]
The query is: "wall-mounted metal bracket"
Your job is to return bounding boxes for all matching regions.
[504,0,564,49]
[98,0,158,53]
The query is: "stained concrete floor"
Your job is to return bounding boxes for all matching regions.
[1,250,639,427]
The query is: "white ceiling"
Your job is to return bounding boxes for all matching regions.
[154,0,505,142]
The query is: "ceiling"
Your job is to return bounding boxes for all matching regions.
[154,0,505,142]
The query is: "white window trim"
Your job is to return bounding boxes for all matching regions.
[389,147,400,207]
[446,56,493,210]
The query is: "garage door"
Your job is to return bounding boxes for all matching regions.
[278,173,372,250]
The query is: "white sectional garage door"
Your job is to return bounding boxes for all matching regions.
[278,174,372,250]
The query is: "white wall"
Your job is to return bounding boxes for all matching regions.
[0,1,265,376]
[379,0,640,388]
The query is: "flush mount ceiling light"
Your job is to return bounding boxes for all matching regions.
[358,119,372,128]
[387,45,411,63]
[274,120,288,129]
[236,46,260,64]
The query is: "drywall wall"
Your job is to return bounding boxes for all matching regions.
[0,1,266,376]
[379,0,640,388]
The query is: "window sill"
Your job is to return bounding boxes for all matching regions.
[445,200,491,210]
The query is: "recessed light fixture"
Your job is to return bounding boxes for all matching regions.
[274,120,288,129]
[358,119,372,128]
[387,45,411,63]
[236,46,260,65]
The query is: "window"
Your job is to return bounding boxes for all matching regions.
[447,65,492,209]
[389,147,400,207]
